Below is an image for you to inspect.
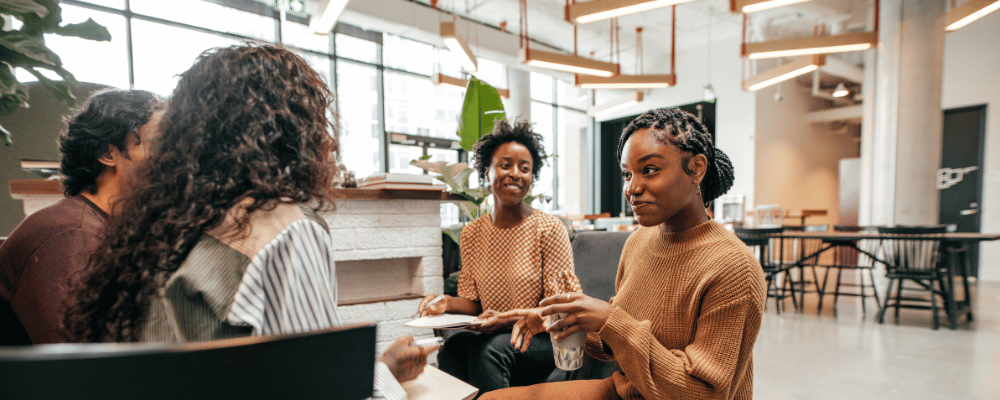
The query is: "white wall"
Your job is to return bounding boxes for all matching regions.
[593,29,758,216]
[941,10,1000,281]
[753,79,860,227]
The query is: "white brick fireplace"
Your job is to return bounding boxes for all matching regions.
[322,197,450,353]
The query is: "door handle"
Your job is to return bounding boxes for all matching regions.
[959,209,977,215]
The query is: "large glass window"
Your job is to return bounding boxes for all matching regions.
[530,72,553,103]
[131,0,276,41]
[383,34,433,76]
[531,101,555,213]
[388,144,426,175]
[131,20,242,96]
[336,33,377,64]
[385,71,463,140]
[30,0,590,210]
[436,47,463,78]
[41,5,129,89]
[76,0,125,10]
[475,58,505,90]
[336,61,381,179]
[282,20,331,54]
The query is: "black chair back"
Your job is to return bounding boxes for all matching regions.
[734,227,784,269]
[877,226,947,274]
[0,324,377,400]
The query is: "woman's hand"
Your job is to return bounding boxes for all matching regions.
[492,308,546,352]
[539,292,614,340]
[417,294,449,317]
[469,310,517,334]
[380,335,439,383]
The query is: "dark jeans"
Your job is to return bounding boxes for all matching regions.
[437,330,556,397]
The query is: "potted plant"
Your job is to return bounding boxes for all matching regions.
[1,0,111,145]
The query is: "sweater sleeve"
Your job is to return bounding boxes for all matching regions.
[598,291,763,400]
[10,228,96,344]
[541,218,581,298]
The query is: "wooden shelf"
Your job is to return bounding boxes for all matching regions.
[9,179,62,196]
[338,293,424,307]
[10,179,467,202]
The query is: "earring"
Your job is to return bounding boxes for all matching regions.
[695,185,702,197]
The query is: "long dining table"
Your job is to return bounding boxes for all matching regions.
[766,230,1000,329]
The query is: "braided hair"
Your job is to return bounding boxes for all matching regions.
[616,107,734,207]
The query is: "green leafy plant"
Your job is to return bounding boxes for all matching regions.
[458,76,505,151]
[1,0,112,145]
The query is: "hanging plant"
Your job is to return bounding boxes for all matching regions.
[1,0,111,145]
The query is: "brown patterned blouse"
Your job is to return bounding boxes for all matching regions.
[458,210,581,312]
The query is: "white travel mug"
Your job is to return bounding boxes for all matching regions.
[548,313,585,371]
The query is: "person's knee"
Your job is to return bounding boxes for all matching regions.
[476,333,516,364]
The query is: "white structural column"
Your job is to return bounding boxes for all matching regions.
[866,0,946,226]
[505,67,531,122]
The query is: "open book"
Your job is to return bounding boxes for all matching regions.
[402,366,478,400]
[404,314,484,329]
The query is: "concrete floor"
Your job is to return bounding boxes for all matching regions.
[753,280,1000,400]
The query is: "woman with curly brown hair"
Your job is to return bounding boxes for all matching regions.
[62,44,430,399]
[416,119,581,396]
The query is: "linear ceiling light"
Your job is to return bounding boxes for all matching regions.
[732,0,813,13]
[946,0,1000,31]
[576,74,676,89]
[589,91,644,117]
[432,73,468,90]
[441,22,478,73]
[744,32,877,59]
[568,0,697,24]
[521,48,620,77]
[743,55,825,91]
[431,74,509,98]
[309,0,349,35]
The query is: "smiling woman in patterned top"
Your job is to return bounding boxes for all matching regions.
[416,119,581,395]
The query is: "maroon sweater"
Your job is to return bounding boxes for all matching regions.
[0,196,107,344]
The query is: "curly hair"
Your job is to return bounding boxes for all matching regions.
[617,107,734,207]
[62,44,339,342]
[58,89,163,196]
[472,119,547,186]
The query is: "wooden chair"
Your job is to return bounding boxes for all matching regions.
[783,225,829,308]
[0,324,377,400]
[817,225,882,315]
[875,226,950,329]
[735,227,796,313]
[753,205,783,228]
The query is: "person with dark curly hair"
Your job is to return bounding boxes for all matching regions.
[62,45,430,399]
[416,119,582,396]
[486,107,765,400]
[0,89,163,345]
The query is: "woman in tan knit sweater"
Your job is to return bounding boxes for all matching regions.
[486,107,766,400]
[416,120,582,395]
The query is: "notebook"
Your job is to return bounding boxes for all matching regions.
[404,314,484,329]
[401,366,478,400]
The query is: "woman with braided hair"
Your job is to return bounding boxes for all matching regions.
[486,107,765,400]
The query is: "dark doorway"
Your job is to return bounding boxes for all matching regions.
[597,102,716,217]
[940,105,986,276]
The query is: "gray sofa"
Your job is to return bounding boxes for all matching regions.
[545,230,631,382]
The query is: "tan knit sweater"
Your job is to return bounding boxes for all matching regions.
[585,220,766,400]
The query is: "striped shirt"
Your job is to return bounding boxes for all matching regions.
[140,201,406,400]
